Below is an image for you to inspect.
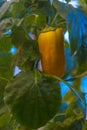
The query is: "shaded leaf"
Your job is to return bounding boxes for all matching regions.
[0,36,12,53]
[10,2,26,18]
[11,38,39,70]
[35,0,55,16]
[4,70,61,129]
[68,118,84,130]
[76,46,87,65]
[64,48,77,75]
[67,9,87,55]
[11,25,27,47]
[24,0,55,17]
[23,14,46,32]
[77,62,87,74]
[53,0,87,64]
[0,53,12,80]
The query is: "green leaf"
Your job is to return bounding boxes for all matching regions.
[35,0,55,16]
[0,36,12,53]
[0,53,12,80]
[10,2,26,18]
[78,0,87,5]
[67,118,84,130]
[83,121,87,130]
[4,70,61,129]
[11,25,27,47]
[77,62,87,74]
[0,114,10,128]
[23,0,55,17]
[11,38,39,70]
[76,46,87,66]
[23,14,46,32]
[65,100,83,118]
[63,91,75,103]
[22,0,33,8]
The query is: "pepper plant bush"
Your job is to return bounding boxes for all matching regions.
[0,0,87,130]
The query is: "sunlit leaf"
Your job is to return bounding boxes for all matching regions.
[0,114,10,128]
[65,99,83,118]
[63,90,75,104]
[78,0,87,6]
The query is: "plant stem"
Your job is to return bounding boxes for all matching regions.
[65,71,87,82]
[52,75,85,104]
[51,12,59,25]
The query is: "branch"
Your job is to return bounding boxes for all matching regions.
[52,75,85,104]
[51,12,59,25]
[65,71,87,82]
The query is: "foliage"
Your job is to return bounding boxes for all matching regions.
[0,0,87,130]
[4,70,61,129]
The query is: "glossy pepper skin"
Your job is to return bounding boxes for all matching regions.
[38,28,65,77]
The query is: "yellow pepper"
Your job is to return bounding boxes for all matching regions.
[38,28,65,77]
